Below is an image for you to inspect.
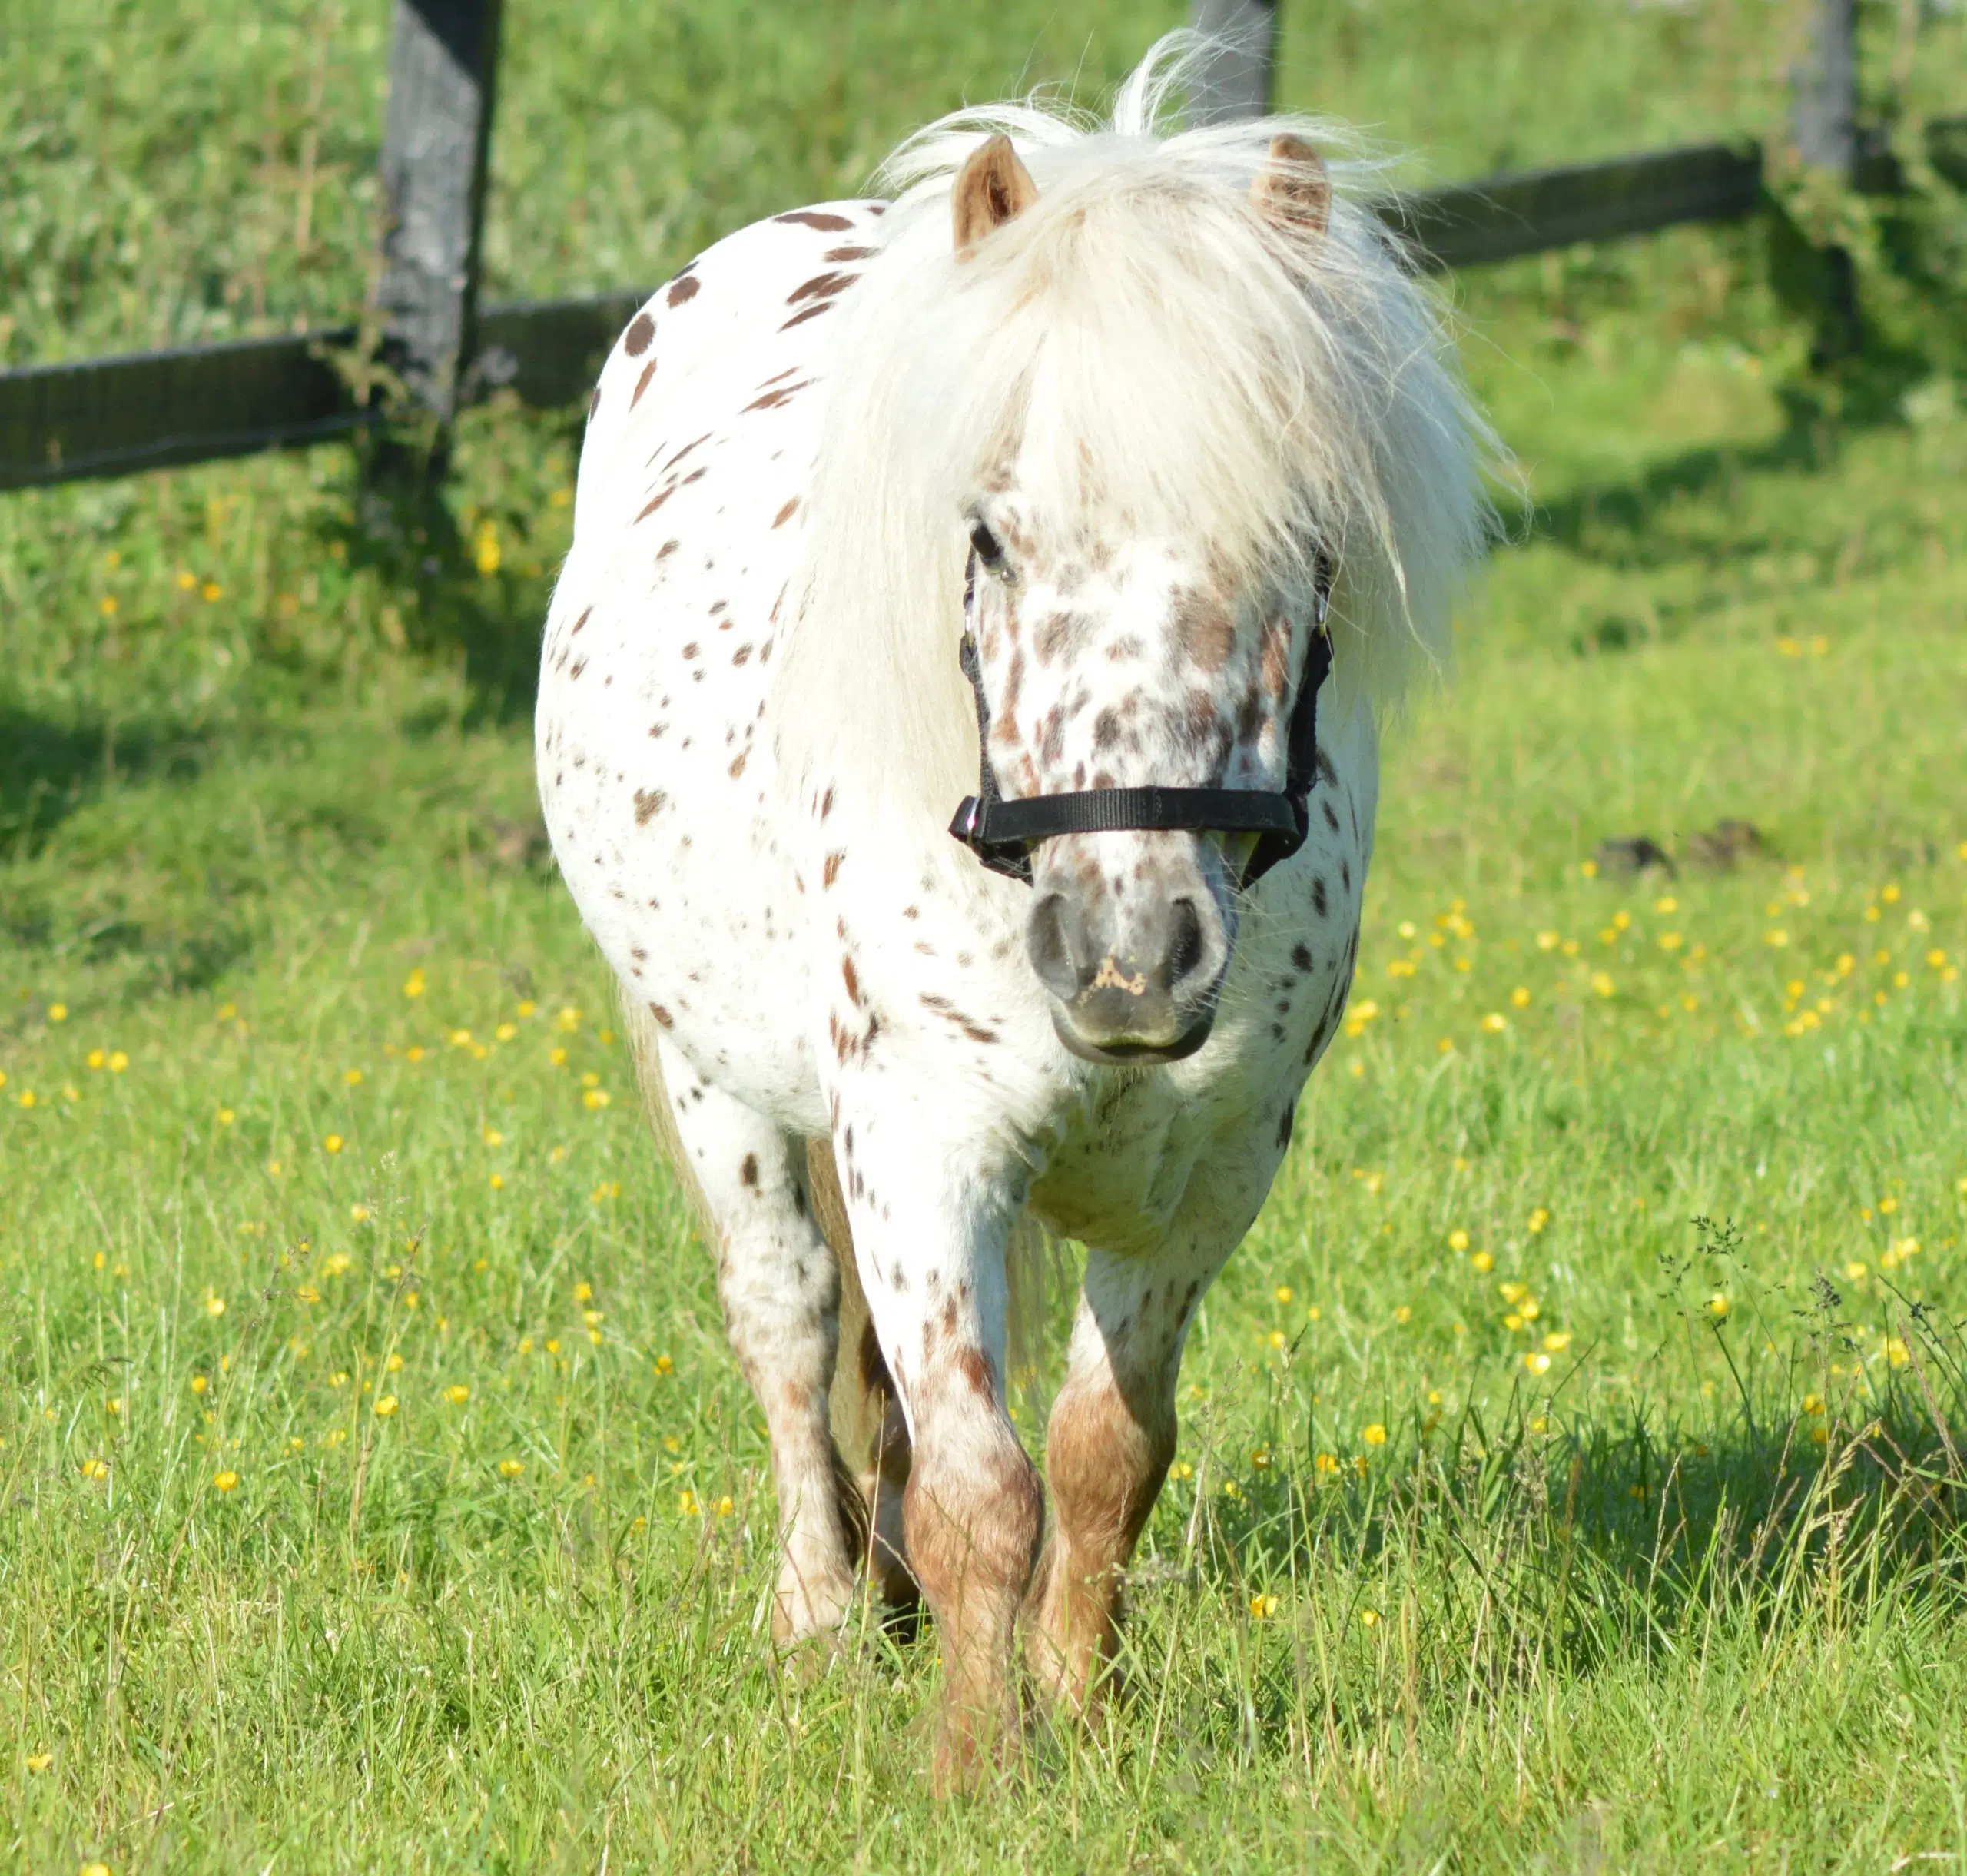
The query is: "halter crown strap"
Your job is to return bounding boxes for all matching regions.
[949,553,1334,886]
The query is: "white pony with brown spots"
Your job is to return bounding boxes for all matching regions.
[537,39,1491,1790]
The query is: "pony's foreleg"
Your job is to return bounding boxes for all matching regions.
[646,1039,858,1646]
[1024,1240,1222,1712]
[834,1127,1042,1793]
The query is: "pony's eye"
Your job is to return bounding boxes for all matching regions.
[968,520,1006,570]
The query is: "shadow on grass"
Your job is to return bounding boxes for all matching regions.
[1522,198,1966,586]
[1525,353,1939,573]
[0,704,217,859]
[1175,1285,1967,1733]
[328,416,583,729]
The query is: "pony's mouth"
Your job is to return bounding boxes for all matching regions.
[1049,1004,1217,1067]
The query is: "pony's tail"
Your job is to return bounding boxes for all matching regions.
[1005,1209,1064,1416]
[620,991,715,1240]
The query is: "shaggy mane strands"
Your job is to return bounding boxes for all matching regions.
[778,33,1497,826]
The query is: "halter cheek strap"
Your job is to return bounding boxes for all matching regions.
[948,553,1335,887]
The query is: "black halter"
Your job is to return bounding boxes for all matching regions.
[948,553,1335,886]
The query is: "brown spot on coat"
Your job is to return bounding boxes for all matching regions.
[823,850,844,888]
[569,606,592,636]
[772,497,799,528]
[666,273,700,307]
[956,1346,995,1401]
[634,788,666,825]
[662,433,712,473]
[841,956,861,1005]
[630,358,658,407]
[778,301,835,331]
[788,271,856,306]
[775,210,854,231]
[744,380,814,412]
[623,312,654,357]
[1176,589,1235,672]
[635,486,673,523]
[740,1153,759,1188]
[650,1002,673,1028]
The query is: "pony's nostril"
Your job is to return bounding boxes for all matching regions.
[1163,896,1206,994]
[1025,892,1084,1001]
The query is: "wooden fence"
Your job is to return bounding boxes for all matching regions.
[2,0,1958,495]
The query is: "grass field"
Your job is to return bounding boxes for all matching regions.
[5,2,1967,1870]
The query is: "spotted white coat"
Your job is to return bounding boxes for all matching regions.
[537,94,1479,1789]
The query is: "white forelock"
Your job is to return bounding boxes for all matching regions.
[775,31,1500,830]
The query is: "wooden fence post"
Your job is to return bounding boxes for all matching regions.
[376,0,504,426]
[1189,0,1278,126]
[1790,0,1860,358]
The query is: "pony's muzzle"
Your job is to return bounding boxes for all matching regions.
[1026,852,1230,1064]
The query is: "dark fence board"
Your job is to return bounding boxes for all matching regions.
[376,0,504,418]
[1187,0,1279,127]
[1389,141,1765,270]
[5,115,1962,493]
[474,290,648,410]
[0,293,653,493]
[0,331,367,491]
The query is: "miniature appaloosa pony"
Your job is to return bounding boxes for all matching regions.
[537,41,1490,1790]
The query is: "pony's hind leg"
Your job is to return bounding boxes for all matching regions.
[810,1141,918,1615]
[629,1017,858,1644]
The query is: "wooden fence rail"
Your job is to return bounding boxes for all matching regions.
[1,0,1959,495]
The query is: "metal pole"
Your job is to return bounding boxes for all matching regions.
[1189,0,1278,126]
[1790,0,1860,359]
[376,0,503,423]
[1792,0,1856,177]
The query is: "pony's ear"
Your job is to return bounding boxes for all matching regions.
[951,135,1039,258]
[1251,134,1330,239]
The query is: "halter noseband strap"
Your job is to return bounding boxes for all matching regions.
[948,553,1335,887]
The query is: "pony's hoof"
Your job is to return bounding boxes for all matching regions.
[770,1566,856,1663]
[774,1625,849,1685]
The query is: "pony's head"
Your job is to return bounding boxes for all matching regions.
[782,42,1495,1067]
[951,134,1337,1064]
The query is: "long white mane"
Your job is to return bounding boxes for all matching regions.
[776,34,1498,827]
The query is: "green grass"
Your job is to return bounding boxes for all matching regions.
[5,2,1967,1870]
